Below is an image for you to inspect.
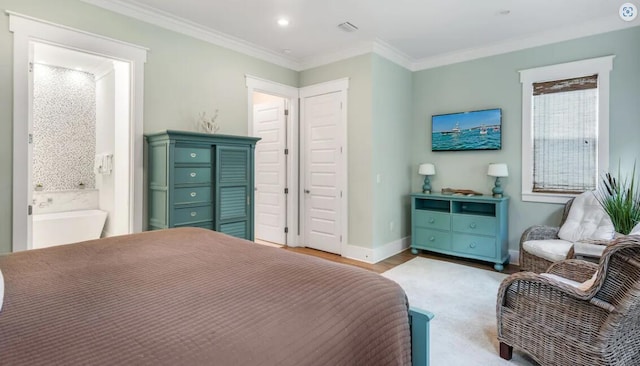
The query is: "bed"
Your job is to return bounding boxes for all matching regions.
[0,228,432,365]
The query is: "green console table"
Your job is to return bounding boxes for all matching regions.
[145,130,260,240]
[411,193,509,271]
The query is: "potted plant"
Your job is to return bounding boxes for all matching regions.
[594,163,640,235]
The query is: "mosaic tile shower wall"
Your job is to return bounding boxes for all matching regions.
[33,64,96,191]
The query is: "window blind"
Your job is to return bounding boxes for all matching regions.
[532,74,598,193]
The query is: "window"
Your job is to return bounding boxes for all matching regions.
[520,56,614,203]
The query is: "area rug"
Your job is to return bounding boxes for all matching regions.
[382,257,538,366]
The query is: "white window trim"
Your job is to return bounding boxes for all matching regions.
[520,55,614,204]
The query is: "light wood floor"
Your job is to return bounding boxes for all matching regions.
[280,245,520,275]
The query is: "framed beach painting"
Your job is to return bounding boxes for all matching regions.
[431,108,502,151]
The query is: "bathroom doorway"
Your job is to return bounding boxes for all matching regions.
[30,43,130,249]
[10,13,147,251]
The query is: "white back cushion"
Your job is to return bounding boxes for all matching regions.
[630,222,640,235]
[558,191,615,242]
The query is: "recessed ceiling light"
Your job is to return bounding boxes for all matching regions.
[498,10,511,15]
[277,18,289,27]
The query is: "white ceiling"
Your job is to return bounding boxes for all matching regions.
[85,0,637,70]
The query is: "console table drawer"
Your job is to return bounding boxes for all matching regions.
[173,205,213,225]
[414,211,451,231]
[452,234,496,258]
[174,167,211,185]
[175,147,211,164]
[452,215,496,236]
[414,228,451,251]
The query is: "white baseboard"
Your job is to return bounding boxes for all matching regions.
[343,236,411,264]
[343,237,519,266]
[509,249,520,265]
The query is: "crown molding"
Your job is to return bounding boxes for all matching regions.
[81,0,301,71]
[411,15,636,71]
[297,41,374,71]
[81,0,638,73]
[371,39,413,70]
[297,39,413,71]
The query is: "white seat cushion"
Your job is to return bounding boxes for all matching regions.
[540,271,598,292]
[523,239,574,262]
[573,242,607,258]
[558,191,615,242]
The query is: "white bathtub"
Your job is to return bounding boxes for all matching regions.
[33,209,108,249]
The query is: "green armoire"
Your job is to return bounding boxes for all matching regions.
[145,130,260,240]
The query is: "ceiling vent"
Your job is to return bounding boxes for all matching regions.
[337,22,358,32]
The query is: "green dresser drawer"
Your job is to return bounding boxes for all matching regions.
[452,215,496,236]
[413,210,451,231]
[175,146,211,164]
[173,205,213,225]
[414,228,451,251]
[176,221,213,230]
[452,234,496,259]
[174,167,211,185]
[174,186,212,205]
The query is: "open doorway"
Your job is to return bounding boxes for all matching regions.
[246,76,299,247]
[252,92,288,246]
[29,43,131,249]
[10,13,147,252]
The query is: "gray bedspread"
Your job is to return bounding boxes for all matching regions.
[0,228,411,365]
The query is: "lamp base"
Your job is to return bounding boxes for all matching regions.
[492,177,504,198]
[422,176,432,195]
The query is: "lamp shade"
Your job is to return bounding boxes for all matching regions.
[487,163,509,177]
[418,163,435,176]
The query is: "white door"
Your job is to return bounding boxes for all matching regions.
[302,92,343,254]
[253,101,287,244]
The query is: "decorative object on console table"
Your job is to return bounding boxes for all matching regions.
[441,188,483,196]
[487,163,508,197]
[145,130,260,240]
[419,163,436,194]
[410,192,509,271]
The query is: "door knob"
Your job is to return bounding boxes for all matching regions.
[304,189,310,194]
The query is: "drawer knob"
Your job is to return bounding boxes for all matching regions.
[190,192,197,197]
[469,242,477,248]
[429,236,435,241]
[469,223,477,229]
[428,218,435,224]
[190,152,197,158]
[190,172,197,177]
[190,212,197,217]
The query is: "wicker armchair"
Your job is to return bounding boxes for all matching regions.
[497,235,640,366]
[519,198,574,273]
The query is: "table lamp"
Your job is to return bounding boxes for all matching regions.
[487,163,508,197]
[418,163,436,194]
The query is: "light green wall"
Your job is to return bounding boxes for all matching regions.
[299,54,374,247]
[371,54,413,249]
[412,26,640,252]
[2,0,638,258]
[0,0,298,253]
